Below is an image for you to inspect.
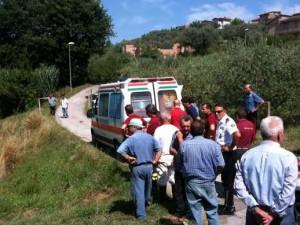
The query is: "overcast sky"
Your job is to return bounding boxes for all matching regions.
[102,0,300,43]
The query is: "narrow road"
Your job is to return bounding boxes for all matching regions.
[55,85,247,225]
[55,86,98,142]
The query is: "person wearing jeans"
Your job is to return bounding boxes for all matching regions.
[117,119,161,220]
[180,120,225,225]
[61,94,69,118]
[185,180,219,225]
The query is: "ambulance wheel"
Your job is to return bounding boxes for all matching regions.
[113,139,120,151]
[91,131,98,147]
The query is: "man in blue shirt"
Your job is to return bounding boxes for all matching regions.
[234,116,298,225]
[180,120,225,225]
[117,118,162,220]
[182,96,199,120]
[243,84,264,125]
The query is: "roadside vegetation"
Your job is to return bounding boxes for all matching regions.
[0,106,299,225]
[90,41,300,126]
[0,109,172,225]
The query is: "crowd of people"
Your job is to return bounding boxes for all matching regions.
[117,83,298,225]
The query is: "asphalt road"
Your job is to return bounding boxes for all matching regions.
[55,86,98,142]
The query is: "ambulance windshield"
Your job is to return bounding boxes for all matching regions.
[131,92,152,118]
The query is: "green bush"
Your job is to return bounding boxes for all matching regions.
[119,42,300,124]
[0,65,59,118]
[87,51,130,84]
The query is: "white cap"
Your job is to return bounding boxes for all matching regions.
[128,118,144,128]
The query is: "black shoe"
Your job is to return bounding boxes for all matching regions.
[218,206,236,215]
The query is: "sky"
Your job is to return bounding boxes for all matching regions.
[101,0,300,44]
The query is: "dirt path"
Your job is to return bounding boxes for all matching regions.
[55,85,247,225]
[55,86,98,142]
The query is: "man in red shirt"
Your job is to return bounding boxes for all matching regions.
[219,108,256,215]
[236,108,256,150]
[201,103,217,140]
[145,104,161,135]
[122,104,147,136]
[170,100,186,129]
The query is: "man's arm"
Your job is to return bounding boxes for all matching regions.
[234,160,259,208]
[221,130,241,152]
[231,130,241,150]
[253,93,264,112]
[153,150,162,165]
[152,138,162,165]
[117,139,137,165]
[272,155,298,217]
[209,123,216,139]
[215,144,225,174]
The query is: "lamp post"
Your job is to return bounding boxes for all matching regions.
[244,28,249,47]
[68,41,75,92]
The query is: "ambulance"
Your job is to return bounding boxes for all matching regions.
[91,77,183,149]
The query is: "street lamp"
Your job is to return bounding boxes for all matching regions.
[244,28,249,47]
[68,41,75,92]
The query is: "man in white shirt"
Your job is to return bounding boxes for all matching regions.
[61,94,69,118]
[153,111,178,201]
[215,103,241,215]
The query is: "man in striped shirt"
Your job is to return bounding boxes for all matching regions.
[180,120,225,225]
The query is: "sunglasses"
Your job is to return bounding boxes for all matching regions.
[215,110,224,114]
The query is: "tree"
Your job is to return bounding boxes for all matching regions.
[179,24,220,54]
[87,49,130,84]
[230,18,245,26]
[0,0,113,86]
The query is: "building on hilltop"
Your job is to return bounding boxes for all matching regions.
[252,11,300,38]
[158,43,195,59]
[276,13,300,38]
[212,17,232,29]
[122,44,140,56]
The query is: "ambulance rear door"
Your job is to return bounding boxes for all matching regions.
[124,81,154,121]
[152,79,183,113]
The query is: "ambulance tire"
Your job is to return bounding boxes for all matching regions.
[91,131,98,147]
[113,139,120,151]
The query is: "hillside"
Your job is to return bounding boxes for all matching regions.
[0,108,176,225]
[122,20,265,53]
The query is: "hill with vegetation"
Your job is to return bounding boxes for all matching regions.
[0,92,300,224]
[0,106,177,225]
[89,38,300,126]
[122,19,266,53]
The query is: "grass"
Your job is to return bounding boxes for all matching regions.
[0,90,300,224]
[0,108,177,225]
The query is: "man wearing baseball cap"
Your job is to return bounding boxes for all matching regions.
[117,118,162,220]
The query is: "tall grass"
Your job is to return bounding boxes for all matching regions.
[0,109,175,225]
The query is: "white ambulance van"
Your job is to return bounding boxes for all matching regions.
[91,77,183,149]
